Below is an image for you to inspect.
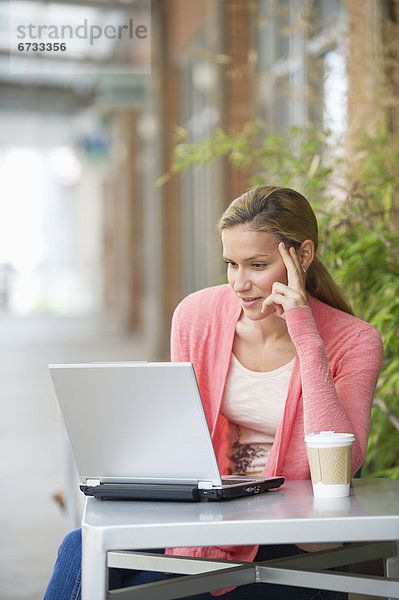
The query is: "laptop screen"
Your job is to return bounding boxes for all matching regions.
[50,362,222,486]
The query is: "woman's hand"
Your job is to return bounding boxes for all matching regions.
[261,242,308,319]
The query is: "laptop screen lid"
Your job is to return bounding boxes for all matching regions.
[49,362,223,488]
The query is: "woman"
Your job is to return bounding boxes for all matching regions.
[44,185,383,600]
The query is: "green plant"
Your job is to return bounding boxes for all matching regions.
[171,121,399,477]
[172,122,335,198]
[320,125,399,477]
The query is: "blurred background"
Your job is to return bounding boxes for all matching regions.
[1,1,398,599]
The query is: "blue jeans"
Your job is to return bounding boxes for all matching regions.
[43,528,347,600]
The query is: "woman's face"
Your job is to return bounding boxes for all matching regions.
[222,225,289,321]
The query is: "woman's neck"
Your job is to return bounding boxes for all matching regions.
[234,311,296,372]
[239,311,290,345]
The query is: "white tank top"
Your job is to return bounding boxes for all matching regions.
[221,353,295,475]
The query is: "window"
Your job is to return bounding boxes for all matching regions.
[256,0,347,136]
[256,0,306,130]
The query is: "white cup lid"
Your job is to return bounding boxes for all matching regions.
[304,431,355,446]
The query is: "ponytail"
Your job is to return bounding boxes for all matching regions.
[306,256,353,315]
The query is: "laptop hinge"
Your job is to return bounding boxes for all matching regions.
[198,481,213,490]
[85,479,101,487]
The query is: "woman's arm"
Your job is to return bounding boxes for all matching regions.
[286,305,383,472]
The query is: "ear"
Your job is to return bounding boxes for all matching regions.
[298,239,314,272]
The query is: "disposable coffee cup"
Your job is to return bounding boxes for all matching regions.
[304,431,355,498]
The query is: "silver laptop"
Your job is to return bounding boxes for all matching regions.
[49,362,284,502]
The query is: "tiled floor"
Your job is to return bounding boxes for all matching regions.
[0,313,152,600]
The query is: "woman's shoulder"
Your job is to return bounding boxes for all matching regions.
[171,285,240,359]
[174,283,238,315]
[172,284,241,335]
[309,296,383,348]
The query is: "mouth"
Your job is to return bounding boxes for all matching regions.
[238,297,262,308]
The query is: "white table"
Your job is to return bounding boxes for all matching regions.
[81,479,399,599]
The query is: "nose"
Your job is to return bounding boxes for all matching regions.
[233,268,251,293]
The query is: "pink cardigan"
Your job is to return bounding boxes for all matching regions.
[166,284,383,568]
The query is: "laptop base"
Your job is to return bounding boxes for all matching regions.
[80,476,284,502]
[80,483,201,501]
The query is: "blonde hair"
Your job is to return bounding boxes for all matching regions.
[218,185,353,315]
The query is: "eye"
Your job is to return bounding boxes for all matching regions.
[252,263,267,269]
[224,260,237,268]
